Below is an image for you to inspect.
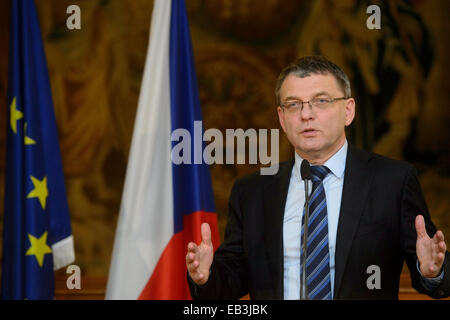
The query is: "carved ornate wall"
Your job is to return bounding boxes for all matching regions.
[0,0,449,277]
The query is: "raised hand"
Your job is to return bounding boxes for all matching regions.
[415,215,447,278]
[186,222,214,285]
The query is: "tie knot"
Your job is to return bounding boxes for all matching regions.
[310,165,330,182]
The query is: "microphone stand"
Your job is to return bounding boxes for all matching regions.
[300,159,311,300]
[300,178,310,300]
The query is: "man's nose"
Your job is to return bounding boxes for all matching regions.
[299,102,314,120]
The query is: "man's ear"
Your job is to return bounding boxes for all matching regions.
[277,106,286,132]
[345,98,356,126]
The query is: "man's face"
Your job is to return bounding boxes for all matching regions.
[277,73,355,161]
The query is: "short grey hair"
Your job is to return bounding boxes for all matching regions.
[275,56,351,105]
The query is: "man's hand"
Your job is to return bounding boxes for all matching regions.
[186,222,214,285]
[415,215,447,278]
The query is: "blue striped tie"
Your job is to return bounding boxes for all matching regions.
[300,165,332,300]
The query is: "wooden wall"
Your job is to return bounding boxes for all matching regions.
[54,273,450,300]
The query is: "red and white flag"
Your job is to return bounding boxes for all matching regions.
[106,0,220,299]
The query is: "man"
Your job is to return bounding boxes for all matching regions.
[185,56,450,299]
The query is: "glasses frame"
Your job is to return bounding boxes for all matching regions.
[280,96,348,113]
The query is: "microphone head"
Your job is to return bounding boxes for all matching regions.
[300,159,312,180]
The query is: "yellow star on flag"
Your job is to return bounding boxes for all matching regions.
[10,97,24,134]
[25,231,52,268]
[27,176,48,210]
[24,122,36,145]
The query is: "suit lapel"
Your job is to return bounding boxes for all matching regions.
[262,159,294,299]
[333,145,374,298]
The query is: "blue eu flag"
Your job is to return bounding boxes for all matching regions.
[1,0,74,299]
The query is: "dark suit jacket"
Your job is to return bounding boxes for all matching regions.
[188,145,450,299]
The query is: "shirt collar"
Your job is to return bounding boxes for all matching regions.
[293,140,348,183]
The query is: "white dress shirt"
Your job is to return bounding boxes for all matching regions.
[283,140,348,299]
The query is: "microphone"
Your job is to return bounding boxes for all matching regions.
[300,159,312,300]
[300,159,312,181]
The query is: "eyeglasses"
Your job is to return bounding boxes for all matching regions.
[280,97,347,114]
